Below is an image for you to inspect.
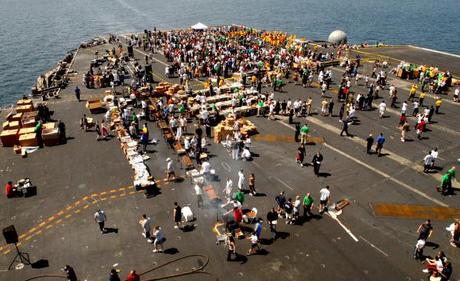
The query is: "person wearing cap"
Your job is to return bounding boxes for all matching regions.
[109,268,121,281]
[166,158,175,181]
[63,265,77,281]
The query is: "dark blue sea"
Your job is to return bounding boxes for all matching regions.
[1,0,459,106]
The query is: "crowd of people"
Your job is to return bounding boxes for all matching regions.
[20,25,459,281]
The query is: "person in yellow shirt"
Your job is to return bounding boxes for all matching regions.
[409,84,417,101]
[418,92,426,106]
[435,98,443,114]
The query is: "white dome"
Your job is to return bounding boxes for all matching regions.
[328,30,348,44]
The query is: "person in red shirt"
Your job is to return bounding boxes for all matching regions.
[233,207,243,223]
[5,181,14,198]
[125,270,140,281]
[416,120,426,140]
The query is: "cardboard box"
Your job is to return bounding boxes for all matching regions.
[43,122,56,130]
[43,128,60,146]
[19,133,38,147]
[21,117,36,128]
[17,99,33,106]
[19,127,36,135]
[16,104,34,113]
[8,121,21,130]
[8,113,23,122]
[1,129,19,147]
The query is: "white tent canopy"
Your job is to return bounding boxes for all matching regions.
[191,22,208,30]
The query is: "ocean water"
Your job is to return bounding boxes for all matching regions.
[0,0,459,106]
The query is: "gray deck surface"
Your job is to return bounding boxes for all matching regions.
[0,39,459,281]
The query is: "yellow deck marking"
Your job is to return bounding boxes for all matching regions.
[83,205,89,209]
[110,189,118,193]
[118,187,126,191]
[45,224,53,229]
[65,214,72,219]
[57,210,65,216]
[100,197,107,201]
[47,216,55,222]
[372,203,460,220]
[110,195,117,199]
[74,209,81,214]
[100,191,107,195]
[119,193,127,197]
[55,219,62,224]
[39,222,47,227]
[128,191,136,195]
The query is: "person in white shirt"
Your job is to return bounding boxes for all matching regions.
[318,186,331,214]
[378,101,386,118]
[94,209,107,233]
[201,161,211,175]
[423,153,434,173]
[430,147,439,169]
[453,87,459,102]
[247,232,261,256]
[238,169,245,190]
[166,158,175,181]
[401,101,408,114]
[224,178,233,201]
[194,183,204,208]
[241,147,252,161]
[139,214,152,242]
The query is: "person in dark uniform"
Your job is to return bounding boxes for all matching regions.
[294,123,300,142]
[109,268,121,281]
[311,152,323,176]
[58,120,66,144]
[173,202,182,229]
[74,86,81,102]
[366,134,374,154]
[63,265,77,281]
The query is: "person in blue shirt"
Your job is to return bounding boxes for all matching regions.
[254,219,263,238]
[376,133,385,156]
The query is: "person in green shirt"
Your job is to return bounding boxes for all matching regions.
[235,190,245,205]
[34,120,43,148]
[300,123,310,144]
[302,193,314,218]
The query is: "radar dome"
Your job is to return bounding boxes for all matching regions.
[328,30,347,44]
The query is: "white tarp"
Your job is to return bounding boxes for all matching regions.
[191,22,208,30]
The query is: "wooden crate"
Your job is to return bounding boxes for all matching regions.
[19,133,38,147]
[1,129,19,147]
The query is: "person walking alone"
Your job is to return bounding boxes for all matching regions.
[318,185,330,214]
[75,86,81,102]
[94,209,106,234]
[311,152,323,176]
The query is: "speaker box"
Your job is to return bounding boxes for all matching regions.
[127,46,134,58]
[3,225,18,244]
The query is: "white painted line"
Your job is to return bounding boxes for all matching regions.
[303,117,456,189]
[359,235,389,257]
[221,161,231,172]
[273,176,295,191]
[277,120,448,207]
[407,45,460,59]
[327,212,359,242]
